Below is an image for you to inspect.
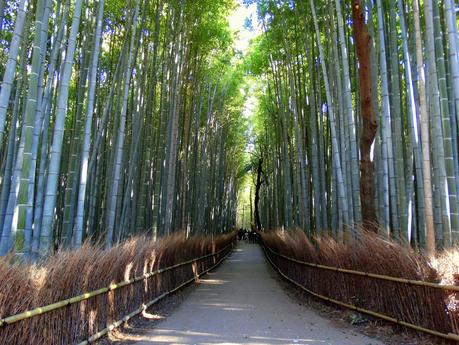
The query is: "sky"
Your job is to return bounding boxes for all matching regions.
[228,1,261,53]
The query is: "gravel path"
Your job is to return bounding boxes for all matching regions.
[132,243,384,345]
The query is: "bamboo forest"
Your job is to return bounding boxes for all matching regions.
[0,0,459,344]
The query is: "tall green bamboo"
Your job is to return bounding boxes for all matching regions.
[0,0,27,146]
[39,0,85,255]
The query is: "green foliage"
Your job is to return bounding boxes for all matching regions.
[244,36,270,76]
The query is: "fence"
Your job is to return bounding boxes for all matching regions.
[259,237,459,342]
[0,234,235,344]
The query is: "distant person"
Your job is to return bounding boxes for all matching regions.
[237,228,244,241]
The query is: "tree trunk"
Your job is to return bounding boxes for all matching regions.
[254,157,263,231]
[414,0,437,254]
[352,0,378,229]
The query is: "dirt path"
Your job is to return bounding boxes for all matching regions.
[132,243,384,345]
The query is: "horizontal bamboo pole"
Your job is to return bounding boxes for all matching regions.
[262,241,459,292]
[0,241,234,327]
[78,244,233,344]
[261,242,459,342]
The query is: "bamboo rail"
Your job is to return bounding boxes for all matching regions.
[0,241,234,328]
[260,240,459,342]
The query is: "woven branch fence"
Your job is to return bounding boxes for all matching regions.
[0,232,235,344]
[259,230,459,343]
